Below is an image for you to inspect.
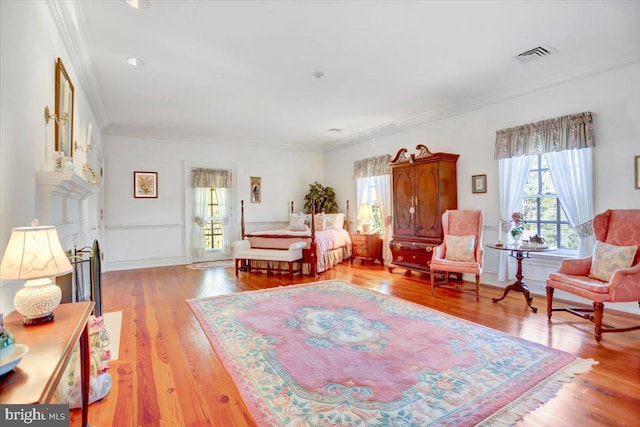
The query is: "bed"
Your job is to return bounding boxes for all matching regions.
[239,200,352,276]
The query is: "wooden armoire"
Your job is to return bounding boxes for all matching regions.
[388,145,459,275]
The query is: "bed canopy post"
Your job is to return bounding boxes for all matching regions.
[241,200,245,239]
[310,198,316,276]
[290,201,294,214]
[346,200,350,230]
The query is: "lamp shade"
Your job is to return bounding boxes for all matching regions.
[357,204,374,220]
[0,221,72,281]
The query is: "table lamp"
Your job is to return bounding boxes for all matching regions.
[357,203,374,233]
[0,219,72,325]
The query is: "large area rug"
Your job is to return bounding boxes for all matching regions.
[188,280,595,426]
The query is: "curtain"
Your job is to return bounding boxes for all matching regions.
[354,154,392,263]
[192,168,231,188]
[217,188,232,255]
[353,154,391,179]
[192,187,210,259]
[494,111,594,160]
[498,156,533,281]
[546,148,594,257]
[191,168,233,260]
[372,174,392,262]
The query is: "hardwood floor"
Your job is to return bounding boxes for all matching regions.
[70,262,640,426]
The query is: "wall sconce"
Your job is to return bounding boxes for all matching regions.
[0,219,73,325]
[44,105,69,125]
[75,123,93,153]
[74,140,91,153]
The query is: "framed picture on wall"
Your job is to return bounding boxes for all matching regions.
[251,176,261,203]
[472,174,487,194]
[134,171,158,198]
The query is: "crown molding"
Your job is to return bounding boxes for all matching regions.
[322,53,640,154]
[48,1,109,130]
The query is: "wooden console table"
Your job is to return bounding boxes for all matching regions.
[0,301,94,427]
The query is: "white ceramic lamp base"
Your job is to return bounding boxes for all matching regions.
[14,277,62,325]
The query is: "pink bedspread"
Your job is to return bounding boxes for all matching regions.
[246,228,351,272]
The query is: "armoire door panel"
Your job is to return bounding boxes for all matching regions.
[393,168,413,236]
[414,163,439,238]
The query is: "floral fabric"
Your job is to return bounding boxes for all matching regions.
[353,154,392,179]
[289,213,308,231]
[188,281,594,427]
[444,235,476,262]
[494,111,594,159]
[191,168,231,188]
[588,241,637,282]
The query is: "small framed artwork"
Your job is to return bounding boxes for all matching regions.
[134,171,158,198]
[250,177,261,203]
[472,174,487,194]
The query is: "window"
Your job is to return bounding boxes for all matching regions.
[203,188,224,250]
[521,155,578,250]
[357,177,382,231]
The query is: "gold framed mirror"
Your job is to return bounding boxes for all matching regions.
[55,57,74,158]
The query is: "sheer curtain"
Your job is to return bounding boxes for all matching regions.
[192,188,209,260]
[498,156,533,281]
[372,174,392,262]
[546,147,594,257]
[191,168,232,260]
[353,154,392,263]
[495,111,595,279]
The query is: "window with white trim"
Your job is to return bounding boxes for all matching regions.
[521,154,578,251]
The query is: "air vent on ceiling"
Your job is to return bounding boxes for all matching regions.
[516,46,553,63]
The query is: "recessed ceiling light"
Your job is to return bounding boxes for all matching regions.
[126,57,145,66]
[328,128,342,132]
[312,71,324,79]
[125,0,151,9]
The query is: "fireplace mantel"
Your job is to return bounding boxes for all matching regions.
[37,171,98,200]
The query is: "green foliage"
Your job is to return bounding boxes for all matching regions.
[303,182,339,213]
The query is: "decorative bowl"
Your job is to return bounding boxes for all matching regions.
[0,344,29,376]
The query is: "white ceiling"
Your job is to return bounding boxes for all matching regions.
[54,1,640,152]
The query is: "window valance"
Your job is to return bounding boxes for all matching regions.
[191,168,231,188]
[494,111,594,160]
[353,154,392,179]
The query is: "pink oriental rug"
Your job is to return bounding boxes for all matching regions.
[188,280,595,426]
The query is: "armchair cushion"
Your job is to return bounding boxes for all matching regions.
[444,235,476,262]
[588,241,637,282]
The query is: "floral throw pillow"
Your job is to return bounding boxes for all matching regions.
[289,213,308,231]
[314,214,327,231]
[445,235,476,262]
[589,241,637,282]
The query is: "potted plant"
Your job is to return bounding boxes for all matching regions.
[304,182,339,213]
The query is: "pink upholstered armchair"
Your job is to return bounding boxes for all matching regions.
[430,210,484,301]
[546,209,640,342]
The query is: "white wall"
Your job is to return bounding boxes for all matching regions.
[0,1,103,314]
[103,135,324,271]
[324,62,640,313]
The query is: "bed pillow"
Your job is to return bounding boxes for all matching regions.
[444,235,476,262]
[325,213,345,230]
[588,241,637,282]
[289,213,308,231]
[313,214,327,231]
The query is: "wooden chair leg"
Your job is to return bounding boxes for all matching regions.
[475,274,480,302]
[546,286,554,320]
[235,259,239,276]
[593,301,604,342]
[430,271,435,295]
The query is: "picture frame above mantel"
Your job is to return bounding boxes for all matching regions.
[55,58,74,159]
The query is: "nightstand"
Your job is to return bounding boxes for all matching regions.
[350,233,383,265]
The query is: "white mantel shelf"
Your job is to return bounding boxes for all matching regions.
[37,171,98,200]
